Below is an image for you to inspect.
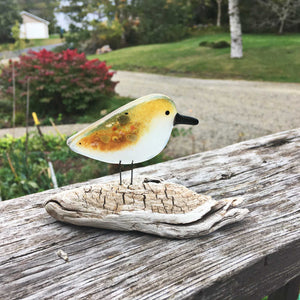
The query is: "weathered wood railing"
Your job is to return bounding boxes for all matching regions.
[1,128,299,300]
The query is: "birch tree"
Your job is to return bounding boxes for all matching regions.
[228,0,243,58]
[257,0,300,34]
[216,0,222,27]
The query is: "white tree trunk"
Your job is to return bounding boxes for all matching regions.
[279,18,285,34]
[216,0,222,27]
[228,0,243,58]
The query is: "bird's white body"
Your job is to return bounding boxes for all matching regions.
[67,94,177,164]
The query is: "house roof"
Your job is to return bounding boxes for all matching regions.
[20,11,50,25]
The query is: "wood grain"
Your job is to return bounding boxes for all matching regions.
[44,180,248,238]
[1,128,299,300]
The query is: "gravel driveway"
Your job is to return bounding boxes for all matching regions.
[114,71,300,158]
[1,71,299,159]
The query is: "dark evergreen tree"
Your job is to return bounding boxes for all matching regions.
[0,0,21,43]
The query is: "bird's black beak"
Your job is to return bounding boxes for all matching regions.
[174,113,199,126]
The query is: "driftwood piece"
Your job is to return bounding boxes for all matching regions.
[0,128,299,300]
[44,179,248,238]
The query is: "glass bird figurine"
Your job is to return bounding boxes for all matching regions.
[67,94,198,184]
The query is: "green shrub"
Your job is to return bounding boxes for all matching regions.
[82,20,124,53]
[199,40,230,49]
[0,133,104,200]
[137,0,191,44]
[0,131,169,201]
[64,26,91,51]
[0,136,53,200]
[14,111,25,126]
[140,24,189,44]
[0,49,118,118]
[0,99,11,111]
[211,41,230,49]
[0,94,12,128]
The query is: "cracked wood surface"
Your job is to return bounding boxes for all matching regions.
[1,128,300,300]
[44,180,248,238]
[47,181,210,216]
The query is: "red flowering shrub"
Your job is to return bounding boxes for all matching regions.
[0,49,117,116]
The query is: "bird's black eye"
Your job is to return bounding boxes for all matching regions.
[165,110,170,115]
[125,112,128,115]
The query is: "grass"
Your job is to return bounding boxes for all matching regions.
[0,34,64,52]
[26,35,63,48]
[89,33,300,83]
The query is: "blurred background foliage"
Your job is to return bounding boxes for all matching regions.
[1,0,296,52]
[0,49,117,119]
[0,132,171,200]
[1,0,299,51]
[0,132,109,200]
[0,0,300,201]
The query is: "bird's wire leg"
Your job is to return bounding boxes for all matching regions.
[130,160,134,185]
[119,160,122,185]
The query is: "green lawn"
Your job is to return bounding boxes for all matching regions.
[0,34,63,52]
[26,35,63,48]
[89,34,300,83]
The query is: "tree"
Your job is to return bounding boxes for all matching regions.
[61,0,192,51]
[60,0,128,50]
[189,0,215,27]
[0,0,21,43]
[60,0,110,30]
[257,0,300,34]
[10,21,26,51]
[135,0,192,44]
[216,0,222,26]
[228,0,243,58]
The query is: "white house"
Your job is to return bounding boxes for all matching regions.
[20,11,50,39]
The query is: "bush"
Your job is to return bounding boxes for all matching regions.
[199,41,212,47]
[137,0,191,44]
[0,96,13,128]
[82,20,124,53]
[0,49,118,117]
[0,132,169,200]
[199,40,230,49]
[0,135,55,200]
[139,24,189,44]
[211,40,230,49]
[0,133,108,200]
[65,20,127,54]
[0,125,193,200]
